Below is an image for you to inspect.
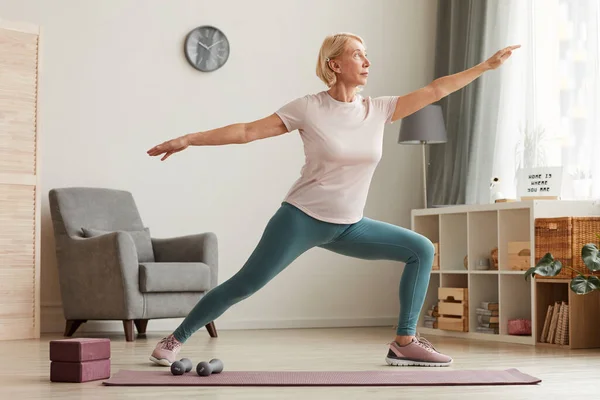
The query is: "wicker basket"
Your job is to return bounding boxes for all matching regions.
[572,217,600,277]
[534,217,573,279]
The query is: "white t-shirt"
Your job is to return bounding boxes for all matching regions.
[275,91,399,224]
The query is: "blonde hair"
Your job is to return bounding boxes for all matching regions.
[316,32,365,87]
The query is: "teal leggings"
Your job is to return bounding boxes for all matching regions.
[173,202,434,342]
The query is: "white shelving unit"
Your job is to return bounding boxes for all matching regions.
[412,200,599,345]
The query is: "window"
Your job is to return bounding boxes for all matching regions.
[487,0,599,200]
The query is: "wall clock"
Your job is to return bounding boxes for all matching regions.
[184,25,230,72]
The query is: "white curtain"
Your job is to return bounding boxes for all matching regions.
[467,0,600,203]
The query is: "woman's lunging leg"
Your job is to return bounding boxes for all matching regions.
[319,218,434,336]
[149,203,339,365]
[319,218,451,366]
[173,207,319,342]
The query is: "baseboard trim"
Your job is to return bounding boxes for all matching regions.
[41,304,396,333]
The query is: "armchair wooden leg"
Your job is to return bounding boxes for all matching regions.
[123,320,135,342]
[134,319,149,335]
[64,320,87,337]
[205,321,218,337]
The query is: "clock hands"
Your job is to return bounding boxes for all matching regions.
[197,40,225,60]
[208,40,223,49]
[198,40,224,50]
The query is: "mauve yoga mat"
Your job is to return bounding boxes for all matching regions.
[103,368,541,386]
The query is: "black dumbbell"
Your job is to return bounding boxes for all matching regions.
[170,358,193,375]
[196,358,224,376]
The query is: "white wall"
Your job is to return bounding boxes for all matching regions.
[0,0,438,334]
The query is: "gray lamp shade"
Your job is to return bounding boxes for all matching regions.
[398,105,447,144]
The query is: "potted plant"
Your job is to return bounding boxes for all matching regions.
[524,234,600,294]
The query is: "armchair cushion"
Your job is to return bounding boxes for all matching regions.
[151,232,218,289]
[82,227,155,263]
[139,262,212,293]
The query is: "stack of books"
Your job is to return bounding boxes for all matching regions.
[476,301,499,334]
[540,301,569,345]
[423,304,439,329]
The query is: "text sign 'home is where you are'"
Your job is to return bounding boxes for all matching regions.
[517,167,563,199]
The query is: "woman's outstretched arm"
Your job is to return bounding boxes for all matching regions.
[389,44,521,122]
[147,113,288,161]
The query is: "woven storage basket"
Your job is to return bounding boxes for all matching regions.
[534,217,573,279]
[572,217,600,277]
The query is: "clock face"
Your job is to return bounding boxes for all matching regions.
[184,26,230,72]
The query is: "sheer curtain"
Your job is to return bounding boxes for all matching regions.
[468,0,600,203]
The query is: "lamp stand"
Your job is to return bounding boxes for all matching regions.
[421,141,427,209]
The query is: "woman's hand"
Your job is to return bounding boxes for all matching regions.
[484,45,521,70]
[147,135,190,161]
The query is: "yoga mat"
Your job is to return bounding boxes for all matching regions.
[103,368,541,387]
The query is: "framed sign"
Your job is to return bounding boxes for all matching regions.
[517,167,563,199]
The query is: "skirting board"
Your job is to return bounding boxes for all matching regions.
[41,304,396,333]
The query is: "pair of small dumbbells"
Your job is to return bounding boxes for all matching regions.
[170,358,224,376]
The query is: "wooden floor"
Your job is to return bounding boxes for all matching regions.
[0,326,597,399]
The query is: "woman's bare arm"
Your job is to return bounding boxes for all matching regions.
[147,114,289,161]
[389,45,520,122]
[185,113,288,145]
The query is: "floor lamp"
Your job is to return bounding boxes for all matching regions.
[398,105,448,209]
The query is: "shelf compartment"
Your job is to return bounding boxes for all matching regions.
[535,280,567,345]
[470,274,499,334]
[498,208,531,272]
[507,241,531,271]
[499,274,532,336]
[534,278,600,349]
[441,272,468,288]
[413,214,439,243]
[468,211,498,271]
[439,213,468,272]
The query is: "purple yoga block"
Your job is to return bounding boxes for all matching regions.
[49,338,111,362]
[51,359,111,383]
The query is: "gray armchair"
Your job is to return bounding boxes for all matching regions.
[48,187,219,341]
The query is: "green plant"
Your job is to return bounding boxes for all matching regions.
[525,234,600,294]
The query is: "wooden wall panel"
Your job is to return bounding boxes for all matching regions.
[0,19,40,340]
